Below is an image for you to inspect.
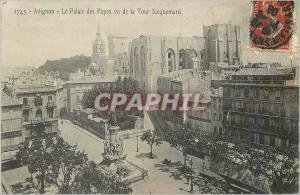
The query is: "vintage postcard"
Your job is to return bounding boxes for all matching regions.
[1,0,299,194]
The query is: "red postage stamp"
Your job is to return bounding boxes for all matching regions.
[250,1,294,51]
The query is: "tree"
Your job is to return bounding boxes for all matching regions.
[48,137,88,193]
[16,123,58,193]
[17,124,132,194]
[168,124,197,167]
[196,133,299,193]
[82,84,107,109]
[247,145,299,193]
[127,77,138,93]
[141,131,162,158]
[71,161,132,194]
[90,66,96,75]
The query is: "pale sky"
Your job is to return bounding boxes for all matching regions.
[2,0,299,67]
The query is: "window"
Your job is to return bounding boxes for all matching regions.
[36,110,42,120]
[206,112,210,119]
[264,135,270,145]
[23,110,29,122]
[235,88,240,97]
[275,103,284,115]
[34,95,43,107]
[255,102,260,113]
[270,136,275,146]
[213,104,217,110]
[23,98,28,105]
[213,113,217,120]
[254,89,260,99]
[48,96,52,103]
[219,127,223,135]
[275,138,281,147]
[249,88,254,99]
[262,102,269,113]
[254,133,259,144]
[275,90,281,100]
[231,130,236,137]
[269,119,275,129]
[76,95,81,103]
[214,126,217,134]
[230,114,235,125]
[264,89,269,99]
[244,88,249,98]
[219,114,222,121]
[259,134,264,144]
[48,108,54,119]
[291,120,298,134]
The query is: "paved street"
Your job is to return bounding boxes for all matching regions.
[59,118,219,194]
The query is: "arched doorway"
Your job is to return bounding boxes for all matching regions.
[166,48,175,72]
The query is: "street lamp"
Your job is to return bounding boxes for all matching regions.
[186,156,194,193]
[136,134,139,152]
[189,158,194,193]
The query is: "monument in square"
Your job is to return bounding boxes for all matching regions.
[102,125,127,164]
[99,112,148,183]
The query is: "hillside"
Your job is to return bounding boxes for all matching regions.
[38,55,91,80]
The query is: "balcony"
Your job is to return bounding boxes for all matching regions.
[1,144,20,152]
[1,130,22,138]
[22,118,57,126]
[22,104,30,110]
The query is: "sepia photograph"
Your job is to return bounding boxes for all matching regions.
[1,0,299,194]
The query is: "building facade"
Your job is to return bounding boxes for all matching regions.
[223,67,299,147]
[92,25,107,76]
[107,35,128,58]
[187,95,212,134]
[64,77,117,113]
[203,24,241,66]
[129,35,206,92]
[14,86,59,138]
[113,52,129,76]
[211,88,223,135]
[157,69,212,130]
[1,93,23,163]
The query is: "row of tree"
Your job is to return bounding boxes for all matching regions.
[161,123,299,193]
[205,134,299,193]
[16,123,132,194]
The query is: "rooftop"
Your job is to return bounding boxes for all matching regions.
[65,76,117,84]
[159,69,210,82]
[233,67,294,76]
[14,85,57,94]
